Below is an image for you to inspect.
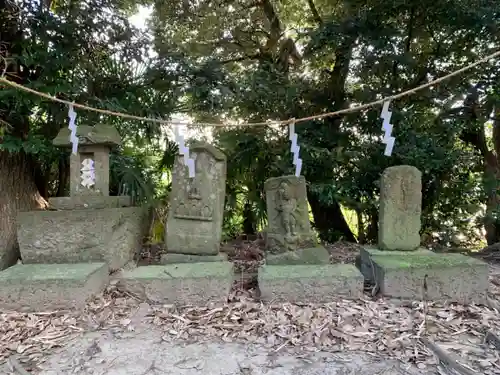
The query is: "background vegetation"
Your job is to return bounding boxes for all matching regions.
[1,0,500,265]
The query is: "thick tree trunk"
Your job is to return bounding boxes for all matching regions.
[483,150,500,245]
[0,152,48,269]
[307,189,356,243]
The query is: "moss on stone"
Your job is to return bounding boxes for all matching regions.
[259,264,361,280]
[371,253,486,270]
[123,262,233,280]
[53,125,122,147]
[0,263,106,282]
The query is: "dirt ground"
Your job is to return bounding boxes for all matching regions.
[31,326,436,375]
[2,240,500,374]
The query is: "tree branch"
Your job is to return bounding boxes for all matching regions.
[306,0,322,24]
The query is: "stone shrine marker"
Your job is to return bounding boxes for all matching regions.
[259,175,363,303]
[360,164,488,304]
[378,165,422,251]
[165,143,227,258]
[53,125,121,197]
[264,176,316,254]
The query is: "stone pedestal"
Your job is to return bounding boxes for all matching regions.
[360,165,489,303]
[258,175,363,303]
[151,143,233,305]
[0,125,146,312]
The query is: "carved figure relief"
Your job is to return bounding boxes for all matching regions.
[266,178,309,253]
[275,181,298,241]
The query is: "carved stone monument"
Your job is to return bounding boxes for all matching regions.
[378,165,421,250]
[263,175,328,264]
[359,165,488,304]
[163,143,228,263]
[258,175,363,303]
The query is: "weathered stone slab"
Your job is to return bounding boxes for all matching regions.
[18,207,147,271]
[165,143,226,255]
[121,262,233,305]
[360,247,434,282]
[264,176,315,253]
[49,196,131,210]
[266,246,330,265]
[379,165,422,250]
[371,253,488,303]
[258,264,363,303]
[160,252,228,264]
[0,263,108,312]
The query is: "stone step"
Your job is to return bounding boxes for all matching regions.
[0,263,108,312]
[258,264,363,303]
[266,246,330,265]
[160,253,228,264]
[121,262,233,305]
[369,253,488,304]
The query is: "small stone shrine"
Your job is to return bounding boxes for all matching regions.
[359,165,488,303]
[258,175,363,303]
[120,142,233,306]
[0,125,147,312]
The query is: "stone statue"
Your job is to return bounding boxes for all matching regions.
[263,175,330,264]
[264,176,312,253]
[275,180,298,242]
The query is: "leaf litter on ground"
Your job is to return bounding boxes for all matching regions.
[1,262,500,374]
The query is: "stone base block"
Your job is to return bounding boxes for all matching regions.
[0,263,108,312]
[121,262,233,305]
[360,247,434,282]
[258,264,363,303]
[17,206,148,271]
[160,252,228,264]
[266,246,330,265]
[49,196,131,210]
[370,253,488,303]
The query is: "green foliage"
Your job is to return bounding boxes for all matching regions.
[3,0,500,248]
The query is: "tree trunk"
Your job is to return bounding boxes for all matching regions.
[0,151,48,270]
[242,200,257,235]
[483,150,500,245]
[307,189,356,243]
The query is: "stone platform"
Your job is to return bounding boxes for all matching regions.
[0,263,108,312]
[362,251,488,304]
[17,206,147,271]
[266,246,330,265]
[258,264,363,303]
[121,262,233,305]
[360,247,435,282]
[160,253,228,264]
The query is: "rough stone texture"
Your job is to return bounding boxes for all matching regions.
[371,253,488,304]
[0,263,108,312]
[69,145,112,196]
[160,252,228,264]
[121,262,233,305]
[379,165,422,251]
[258,264,363,303]
[53,125,122,147]
[266,246,330,265]
[360,247,434,282]
[165,143,226,255]
[48,196,131,210]
[54,125,121,197]
[264,176,315,253]
[34,329,437,375]
[18,207,147,271]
